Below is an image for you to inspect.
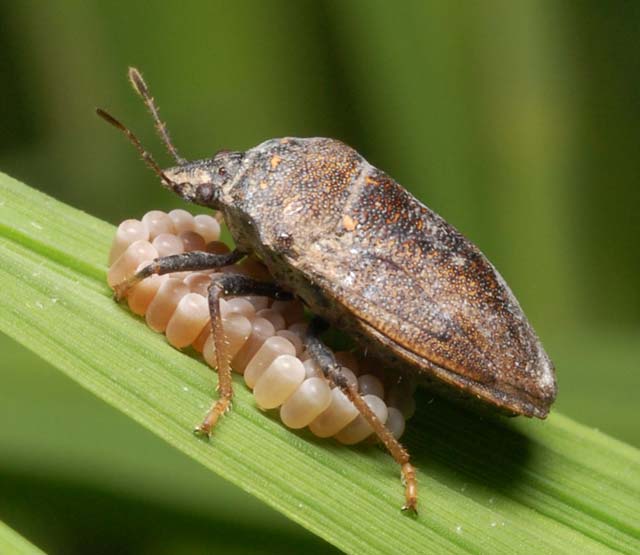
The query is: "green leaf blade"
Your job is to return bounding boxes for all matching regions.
[0,521,47,555]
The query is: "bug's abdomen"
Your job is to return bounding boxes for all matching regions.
[307,166,555,416]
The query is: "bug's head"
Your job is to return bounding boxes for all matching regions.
[162,150,244,207]
[97,67,243,208]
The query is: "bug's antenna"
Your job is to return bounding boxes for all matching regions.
[96,108,177,189]
[128,67,186,166]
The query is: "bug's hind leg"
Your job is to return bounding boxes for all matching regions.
[114,250,244,300]
[305,318,418,513]
[194,273,292,437]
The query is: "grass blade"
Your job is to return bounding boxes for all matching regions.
[0,171,638,554]
[0,521,47,555]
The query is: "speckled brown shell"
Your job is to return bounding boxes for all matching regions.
[220,137,557,418]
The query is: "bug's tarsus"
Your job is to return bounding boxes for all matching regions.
[128,67,186,166]
[401,463,418,515]
[305,318,419,513]
[195,274,293,437]
[96,108,178,190]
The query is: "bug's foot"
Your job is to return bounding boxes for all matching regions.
[114,264,155,301]
[194,397,231,439]
[401,462,418,515]
[401,499,418,516]
[193,425,212,440]
[113,279,134,301]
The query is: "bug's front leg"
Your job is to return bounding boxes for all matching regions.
[113,250,244,300]
[305,318,418,514]
[194,273,292,437]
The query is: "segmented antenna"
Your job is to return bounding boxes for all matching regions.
[128,67,186,165]
[96,108,176,188]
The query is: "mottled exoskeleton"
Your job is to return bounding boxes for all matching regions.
[99,68,557,513]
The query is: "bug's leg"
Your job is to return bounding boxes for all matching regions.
[113,250,244,300]
[305,318,418,513]
[194,273,292,437]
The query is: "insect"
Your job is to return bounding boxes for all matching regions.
[98,67,557,513]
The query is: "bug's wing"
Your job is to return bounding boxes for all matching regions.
[300,168,557,417]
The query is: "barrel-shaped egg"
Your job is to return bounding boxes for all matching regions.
[203,313,253,368]
[386,381,417,419]
[107,240,158,288]
[244,335,297,389]
[280,377,332,429]
[256,308,286,331]
[308,388,360,438]
[180,231,206,252]
[243,296,270,311]
[165,293,209,348]
[184,272,213,297]
[335,395,388,445]
[358,374,385,398]
[231,317,275,373]
[128,273,168,316]
[168,209,194,234]
[253,354,306,409]
[276,330,304,356]
[142,210,175,239]
[385,407,406,440]
[152,233,184,257]
[193,214,221,243]
[145,278,189,332]
[220,297,256,319]
[109,219,149,264]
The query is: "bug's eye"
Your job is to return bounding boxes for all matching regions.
[218,166,227,177]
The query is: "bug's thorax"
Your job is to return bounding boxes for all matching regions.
[216,137,366,252]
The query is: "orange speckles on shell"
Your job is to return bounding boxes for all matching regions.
[270,155,282,170]
[342,214,357,231]
[259,180,268,190]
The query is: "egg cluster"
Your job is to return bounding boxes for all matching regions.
[107,209,416,443]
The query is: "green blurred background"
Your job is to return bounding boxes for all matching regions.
[1,1,638,553]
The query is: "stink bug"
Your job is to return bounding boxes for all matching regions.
[98,67,557,513]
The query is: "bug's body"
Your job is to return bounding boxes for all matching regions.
[99,67,557,511]
[165,136,556,419]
